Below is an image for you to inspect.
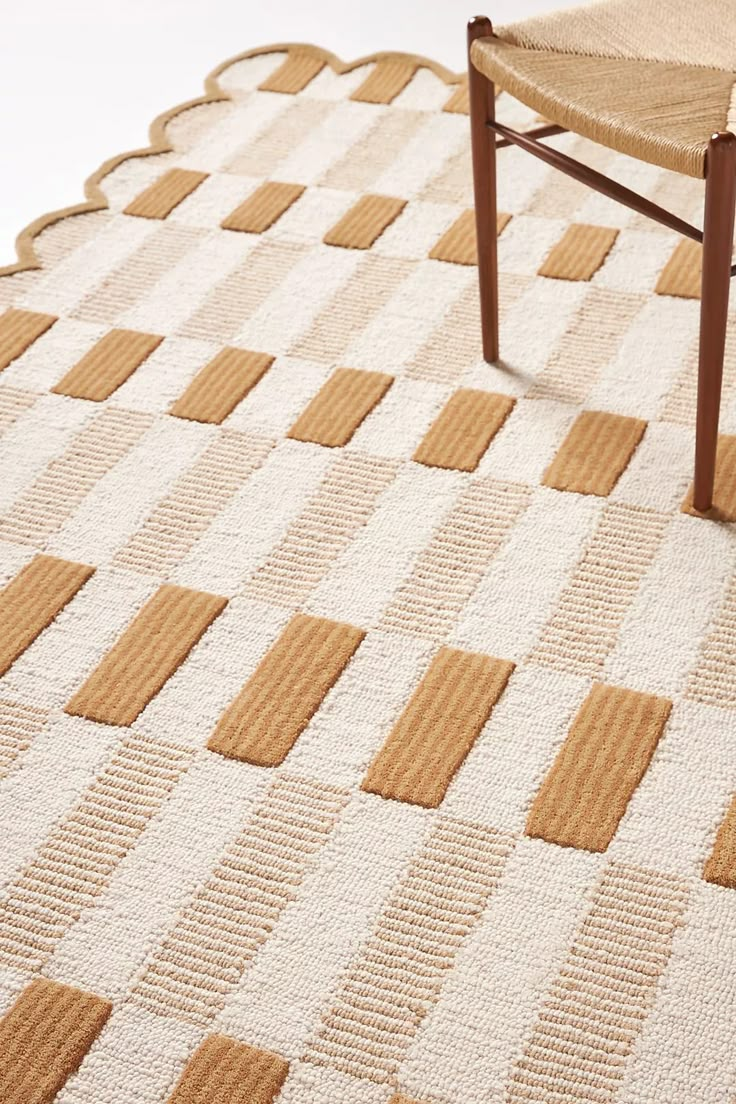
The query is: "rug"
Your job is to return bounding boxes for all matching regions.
[0,40,735,1104]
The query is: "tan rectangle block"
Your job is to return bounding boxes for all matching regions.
[324,195,407,249]
[0,979,111,1104]
[288,367,393,447]
[362,646,515,808]
[443,83,469,114]
[168,1035,289,1104]
[304,816,513,1081]
[113,431,272,577]
[687,567,736,709]
[655,238,702,299]
[170,348,274,424]
[221,182,305,233]
[245,452,398,608]
[413,388,515,472]
[66,584,227,726]
[379,477,531,641]
[704,793,736,888]
[0,700,49,780]
[123,168,209,219]
[292,254,412,365]
[208,614,364,766]
[0,308,57,371]
[506,862,687,1102]
[0,555,94,677]
[133,774,347,1024]
[538,223,619,281]
[682,434,736,520]
[258,50,326,93]
[542,409,646,496]
[0,732,191,972]
[351,59,416,103]
[528,288,645,404]
[526,683,672,852]
[321,110,426,193]
[529,502,667,677]
[52,328,163,401]
[429,209,511,265]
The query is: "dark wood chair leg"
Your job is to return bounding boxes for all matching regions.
[467,15,499,363]
[693,131,736,513]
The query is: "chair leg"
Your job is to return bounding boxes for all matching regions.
[467,16,499,363]
[693,132,736,513]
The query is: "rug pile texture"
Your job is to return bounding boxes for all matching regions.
[0,41,735,1104]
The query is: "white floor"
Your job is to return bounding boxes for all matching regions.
[0,0,594,265]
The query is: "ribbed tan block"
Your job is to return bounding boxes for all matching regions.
[225,99,330,179]
[350,59,416,103]
[543,409,646,496]
[380,478,531,641]
[363,647,514,808]
[682,435,736,520]
[170,348,274,424]
[72,225,202,325]
[0,384,38,435]
[414,388,515,472]
[0,733,191,972]
[443,83,469,114]
[0,979,111,1104]
[0,555,94,678]
[132,774,347,1024]
[113,431,273,576]
[687,565,736,709]
[52,329,163,401]
[180,239,308,342]
[655,238,702,298]
[0,700,49,780]
[429,209,511,265]
[421,148,473,207]
[704,794,736,888]
[288,367,393,447]
[0,308,57,372]
[324,195,407,249]
[321,110,426,192]
[538,223,619,280]
[66,584,227,726]
[123,168,209,219]
[407,276,529,385]
[292,254,412,364]
[526,683,672,852]
[528,288,645,404]
[258,50,325,93]
[245,452,398,608]
[168,1035,289,1104]
[506,862,688,1103]
[529,502,667,676]
[303,816,514,1081]
[209,614,364,766]
[221,182,305,233]
[0,408,152,548]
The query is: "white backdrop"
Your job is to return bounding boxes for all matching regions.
[0,0,591,264]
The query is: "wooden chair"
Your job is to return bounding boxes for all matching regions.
[467,2,736,512]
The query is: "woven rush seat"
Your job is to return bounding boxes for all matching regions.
[470,0,736,177]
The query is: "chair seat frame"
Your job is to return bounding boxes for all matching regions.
[468,15,736,512]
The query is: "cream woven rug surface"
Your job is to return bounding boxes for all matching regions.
[1,40,736,1104]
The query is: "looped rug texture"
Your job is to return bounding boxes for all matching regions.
[0,41,735,1104]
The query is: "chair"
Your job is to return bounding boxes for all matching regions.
[467,2,736,512]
